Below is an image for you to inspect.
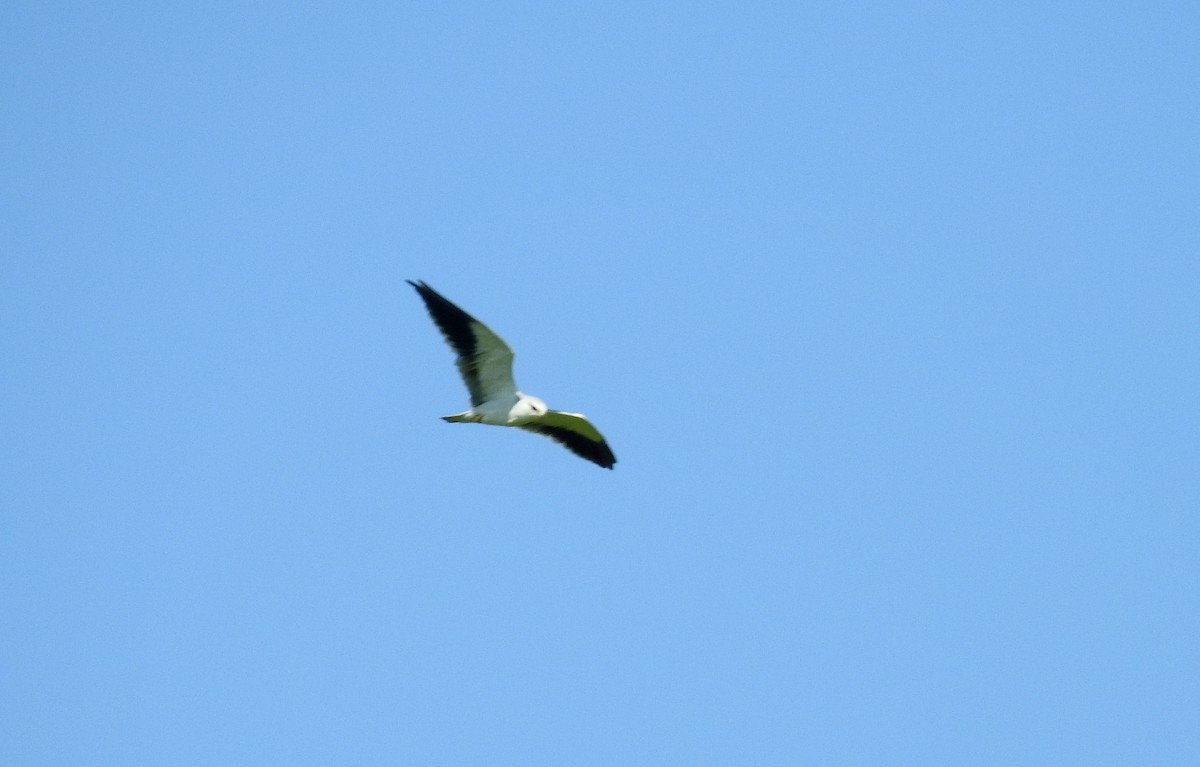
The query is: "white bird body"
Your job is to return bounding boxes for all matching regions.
[445,392,546,425]
[408,281,617,469]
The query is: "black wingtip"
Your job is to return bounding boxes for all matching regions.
[520,422,617,469]
[407,280,485,396]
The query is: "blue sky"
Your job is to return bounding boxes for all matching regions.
[3,1,1197,764]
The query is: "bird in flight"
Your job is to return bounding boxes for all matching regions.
[408,280,617,469]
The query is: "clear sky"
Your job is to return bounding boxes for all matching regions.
[3,2,1197,764]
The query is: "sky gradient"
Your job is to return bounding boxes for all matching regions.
[3,2,1198,764]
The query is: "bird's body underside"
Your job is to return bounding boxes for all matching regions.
[442,391,543,425]
[408,280,617,469]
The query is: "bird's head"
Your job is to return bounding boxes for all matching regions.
[511,393,548,421]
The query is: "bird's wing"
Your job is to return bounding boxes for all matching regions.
[517,410,617,469]
[408,280,517,407]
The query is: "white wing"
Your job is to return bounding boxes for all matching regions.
[408,281,517,406]
[517,411,617,469]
